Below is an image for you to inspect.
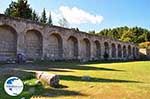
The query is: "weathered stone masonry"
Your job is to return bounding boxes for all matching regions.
[0,14,139,61]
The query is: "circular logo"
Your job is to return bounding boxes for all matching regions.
[4,77,24,96]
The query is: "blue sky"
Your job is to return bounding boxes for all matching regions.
[0,0,150,32]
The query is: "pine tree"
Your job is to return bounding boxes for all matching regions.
[40,8,47,24]
[48,12,52,25]
[32,10,39,22]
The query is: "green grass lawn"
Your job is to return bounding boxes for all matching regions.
[0,61,150,99]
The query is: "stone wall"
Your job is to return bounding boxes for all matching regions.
[0,14,139,61]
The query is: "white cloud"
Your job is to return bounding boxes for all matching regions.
[51,11,62,25]
[58,6,103,25]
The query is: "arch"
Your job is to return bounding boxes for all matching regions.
[111,43,116,58]
[128,45,131,57]
[133,47,136,59]
[82,38,91,59]
[25,30,42,59]
[118,44,122,58]
[104,42,109,59]
[0,25,17,60]
[123,45,127,58]
[48,33,63,60]
[94,40,101,59]
[67,36,78,59]
[136,47,139,56]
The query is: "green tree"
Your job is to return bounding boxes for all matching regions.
[32,10,39,22]
[98,26,150,44]
[76,28,79,31]
[40,8,47,24]
[120,29,132,42]
[98,29,109,36]
[48,12,52,25]
[88,30,96,34]
[4,0,32,19]
[139,42,150,49]
[111,29,119,39]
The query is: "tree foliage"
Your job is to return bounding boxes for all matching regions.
[139,42,150,49]
[88,30,96,34]
[32,10,39,22]
[97,26,150,44]
[40,8,47,24]
[4,0,53,24]
[48,12,52,25]
[5,0,32,19]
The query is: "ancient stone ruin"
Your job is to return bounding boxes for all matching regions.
[0,14,139,62]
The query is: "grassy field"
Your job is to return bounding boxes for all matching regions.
[0,61,150,99]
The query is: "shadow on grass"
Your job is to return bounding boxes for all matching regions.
[0,70,85,99]
[46,65,125,71]
[8,63,125,72]
[86,60,150,64]
[0,82,85,99]
[0,60,129,72]
[60,75,142,83]
[21,84,86,99]
[24,66,124,72]
[33,60,140,65]
[32,61,127,71]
